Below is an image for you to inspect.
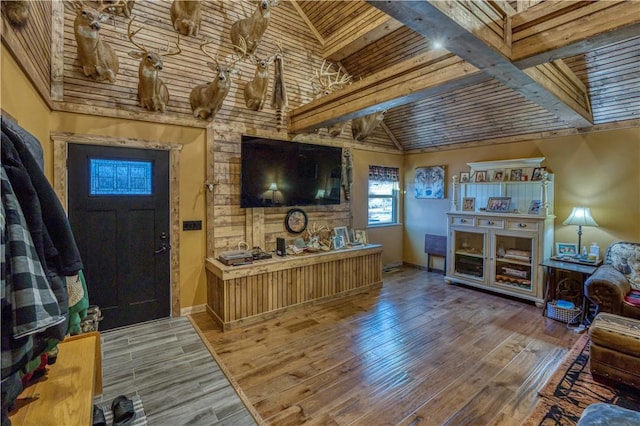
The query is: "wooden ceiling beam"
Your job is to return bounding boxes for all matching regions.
[368,0,593,128]
[324,12,403,62]
[511,1,640,68]
[289,52,488,134]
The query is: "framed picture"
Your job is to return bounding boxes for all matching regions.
[462,197,475,211]
[492,169,505,182]
[415,166,446,199]
[510,168,522,181]
[332,235,346,250]
[528,200,542,215]
[474,170,487,182]
[556,242,578,257]
[354,229,368,245]
[487,196,511,212]
[334,226,350,244]
[532,167,546,181]
[459,171,470,183]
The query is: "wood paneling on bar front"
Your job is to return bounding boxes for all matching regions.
[206,244,383,330]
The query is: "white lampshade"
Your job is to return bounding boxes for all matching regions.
[268,182,278,192]
[563,207,598,227]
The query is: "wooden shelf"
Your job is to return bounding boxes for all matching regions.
[9,332,102,426]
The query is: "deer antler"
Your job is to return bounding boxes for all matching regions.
[228,36,248,69]
[311,59,352,96]
[199,38,220,67]
[127,16,147,52]
[163,34,182,57]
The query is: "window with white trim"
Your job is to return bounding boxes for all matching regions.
[368,165,399,225]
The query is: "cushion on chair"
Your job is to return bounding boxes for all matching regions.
[624,290,640,308]
[606,242,640,290]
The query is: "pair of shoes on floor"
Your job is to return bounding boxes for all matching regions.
[93,395,136,426]
[111,395,136,426]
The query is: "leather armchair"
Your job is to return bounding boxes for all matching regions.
[585,242,640,320]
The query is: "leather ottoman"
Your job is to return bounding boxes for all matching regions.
[589,313,640,391]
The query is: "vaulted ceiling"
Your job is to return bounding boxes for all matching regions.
[292,0,640,152]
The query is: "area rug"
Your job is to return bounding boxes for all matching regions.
[524,334,640,425]
[99,395,147,426]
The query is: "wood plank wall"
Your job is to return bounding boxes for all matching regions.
[210,126,351,257]
[1,1,52,105]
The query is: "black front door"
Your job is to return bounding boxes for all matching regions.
[68,144,170,330]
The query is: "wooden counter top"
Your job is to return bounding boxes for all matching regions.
[9,332,101,426]
[206,244,383,280]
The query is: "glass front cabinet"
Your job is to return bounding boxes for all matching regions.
[445,158,554,305]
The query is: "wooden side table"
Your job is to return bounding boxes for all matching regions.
[541,258,602,322]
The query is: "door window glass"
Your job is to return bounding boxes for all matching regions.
[90,158,153,195]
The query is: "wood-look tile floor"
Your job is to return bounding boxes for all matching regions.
[96,316,256,425]
[191,267,581,425]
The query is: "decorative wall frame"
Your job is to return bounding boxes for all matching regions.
[415,165,445,199]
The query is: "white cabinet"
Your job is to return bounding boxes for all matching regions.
[446,212,553,304]
[446,158,555,305]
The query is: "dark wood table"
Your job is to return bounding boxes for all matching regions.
[541,258,602,321]
[424,234,447,273]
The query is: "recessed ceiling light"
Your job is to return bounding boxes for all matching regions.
[433,41,444,49]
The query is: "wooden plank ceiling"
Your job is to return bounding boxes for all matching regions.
[293,0,640,151]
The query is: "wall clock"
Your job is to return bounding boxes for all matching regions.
[285,208,308,234]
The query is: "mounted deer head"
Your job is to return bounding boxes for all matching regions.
[170,0,201,36]
[72,0,120,83]
[100,0,134,17]
[351,110,387,141]
[190,39,244,121]
[310,59,352,135]
[127,17,181,112]
[2,0,30,28]
[230,0,278,57]
[244,50,275,111]
[271,42,288,131]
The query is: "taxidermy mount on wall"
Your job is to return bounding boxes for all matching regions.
[342,149,353,201]
[271,43,288,131]
[230,0,278,57]
[170,0,201,36]
[310,60,352,136]
[127,17,181,112]
[72,1,120,83]
[2,0,30,28]
[244,50,276,111]
[190,39,243,121]
[100,0,135,17]
[352,110,386,141]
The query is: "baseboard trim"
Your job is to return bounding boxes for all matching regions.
[180,304,206,316]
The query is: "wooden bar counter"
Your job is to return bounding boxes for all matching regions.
[206,244,383,330]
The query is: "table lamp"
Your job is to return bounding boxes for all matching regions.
[563,206,598,254]
[268,182,278,203]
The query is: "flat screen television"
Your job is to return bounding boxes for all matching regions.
[240,135,343,208]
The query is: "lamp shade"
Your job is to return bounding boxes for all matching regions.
[268,182,278,192]
[563,207,598,227]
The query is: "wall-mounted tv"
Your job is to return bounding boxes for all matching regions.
[240,135,343,208]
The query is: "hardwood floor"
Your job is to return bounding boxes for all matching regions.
[191,267,581,425]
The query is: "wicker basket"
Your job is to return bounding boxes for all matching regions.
[546,300,582,324]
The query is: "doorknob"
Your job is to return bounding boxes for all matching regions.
[155,243,170,254]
